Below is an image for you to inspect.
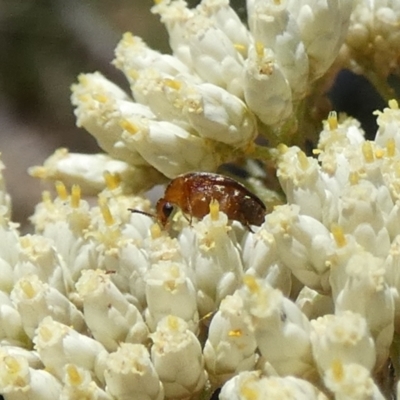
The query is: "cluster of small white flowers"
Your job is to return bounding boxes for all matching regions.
[4,0,400,398]
[2,103,400,397]
[30,0,353,191]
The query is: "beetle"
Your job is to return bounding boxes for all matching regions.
[133,172,266,229]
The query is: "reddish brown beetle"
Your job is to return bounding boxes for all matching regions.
[133,172,266,229]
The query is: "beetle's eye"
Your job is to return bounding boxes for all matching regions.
[162,202,174,218]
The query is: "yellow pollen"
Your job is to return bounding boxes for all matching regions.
[312,149,322,155]
[41,190,52,204]
[331,359,344,382]
[163,78,181,90]
[209,199,220,221]
[93,93,108,103]
[21,281,36,299]
[387,138,395,157]
[167,315,179,330]
[277,143,288,154]
[120,119,139,134]
[240,387,258,400]
[331,224,347,248]
[104,171,121,190]
[151,223,162,239]
[389,99,399,109]
[327,111,338,130]
[243,275,260,294]
[39,325,53,342]
[297,151,309,170]
[375,148,384,159]
[4,356,20,374]
[348,171,359,185]
[19,236,30,249]
[362,141,374,163]
[122,32,134,44]
[255,41,264,57]
[55,181,69,200]
[98,197,115,226]
[128,69,139,80]
[70,185,81,209]
[67,364,83,385]
[228,329,242,337]
[234,43,246,55]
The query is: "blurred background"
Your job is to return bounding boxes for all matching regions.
[0,0,385,231]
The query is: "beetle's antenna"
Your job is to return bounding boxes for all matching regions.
[128,209,156,219]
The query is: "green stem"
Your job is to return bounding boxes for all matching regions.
[251,144,279,163]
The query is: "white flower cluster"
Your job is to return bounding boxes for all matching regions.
[30,0,353,190]
[345,0,400,78]
[3,104,400,397]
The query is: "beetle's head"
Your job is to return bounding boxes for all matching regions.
[156,198,175,227]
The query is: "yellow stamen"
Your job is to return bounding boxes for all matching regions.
[21,281,35,299]
[228,329,242,337]
[327,111,338,130]
[234,43,246,56]
[277,143,288,154]
[55,181,68,200]
[243,275,260,294]
[389,99,399,109]
[163,78,181,90]
[4,356,21,374]
[150,223,162,239]
[362,141,374,163]
[255,41,264,57]
[120,119,139,134]
[70,185,81,209]
[331,224,347,248]
[375,148,384,159]
[387,138,395,157]
[66,364,83,385]
[98,197,114,226]
[104,171,121,190]
[209,199,220,221]
[41,191,52,204]
[331,359,344,382]
[348,171,359,185]
[167,315,179,330]
[297,151,309,170]
[93,93,108,103]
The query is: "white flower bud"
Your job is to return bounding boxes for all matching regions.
[104,343,164,400]
[203,294,257,385]
[198,0,252,56]
[220,370,328,400]
[61,364,112,400]
[120,116,221,178]
[0,291,26,345]
[286,0,353,80]
[238,276,316,378]
[150,316,207,399]
[241,229,292,296]
[277,146,329,222]
[180,210,243,316]
[0,218,19,293]
[334,252,394,370]
[15,235,68,295]
[244,44,292,126]
[144,261,198,332]
[113,32,194,86]
[181,82,257,148]
[71,72,154,166]
[33,317,108,383]
[75,269,149,351]
[29,149,164,196]
[265,204,332,292]
[0,352,62,400]
[249,1,309,99]
[374,100,400,149]
[151,0,195,68]
[310,312,376,374]
[11,274,85,339]
[324,361,385,400]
